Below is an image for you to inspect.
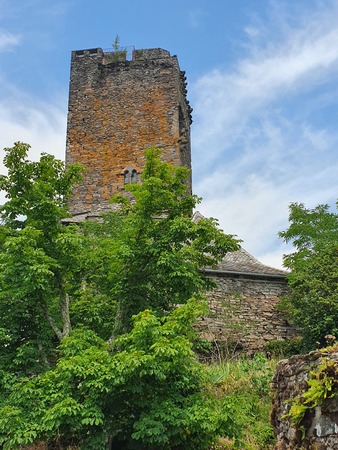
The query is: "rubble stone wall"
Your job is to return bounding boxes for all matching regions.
[201,272,297,353]
[271,349,338,449]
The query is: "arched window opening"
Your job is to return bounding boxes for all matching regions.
[123,167,138,186]
[131,169,137,183]
[124,170,130,184]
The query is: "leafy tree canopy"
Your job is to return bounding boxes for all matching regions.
[0,300,242,450]
[279,201,338,350]
[0,143,241,448]
[101,147,240,335]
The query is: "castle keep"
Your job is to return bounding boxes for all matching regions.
[66,46,296,352]
[66,47,192,218]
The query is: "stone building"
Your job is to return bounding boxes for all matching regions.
[66,47,192,219]
[202,248,296,353]
[65,46,296,351]
[191,212,296,353]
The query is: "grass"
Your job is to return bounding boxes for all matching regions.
[204,354,277,450]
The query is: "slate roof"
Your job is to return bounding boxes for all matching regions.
[214,247,288,276]
[192,211,288,277]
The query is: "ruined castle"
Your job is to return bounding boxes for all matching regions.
[65,46,296,352]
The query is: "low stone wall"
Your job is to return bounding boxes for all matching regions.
[271,348,338,449]
[200,272,297,353]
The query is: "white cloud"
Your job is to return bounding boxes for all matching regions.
[0,78,67,205]
[0,28,21,51]
[0,81,67,154]
[192,22,338,162]
[244,27,260,39]
[188,8,206,29]
[191,2,338,268]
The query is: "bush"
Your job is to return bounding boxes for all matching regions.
[0,300,244,450]
[265,337,303,358]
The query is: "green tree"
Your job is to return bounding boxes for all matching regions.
[0,142,84,374]
[279,201,338,350]
[0,300,242,450]
[80,147,240,336]
[0,143,241,448]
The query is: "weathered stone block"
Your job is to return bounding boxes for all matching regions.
[271,348,338,449]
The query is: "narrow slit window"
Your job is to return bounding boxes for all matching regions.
[131,169,137,183]
[124,170,130,184]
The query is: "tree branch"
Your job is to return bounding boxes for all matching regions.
[61,292,71,339]
[43,305,63,342]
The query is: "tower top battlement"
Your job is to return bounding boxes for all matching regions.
[72,47,172,62]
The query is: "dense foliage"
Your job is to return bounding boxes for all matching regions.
[279,201,338,350]
[0,300,241,450]
[0,142,85,376]
[0,143,243,449]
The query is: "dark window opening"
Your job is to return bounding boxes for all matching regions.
[124,170,130,184]
[131,169,137,183]
[124,168,138,185]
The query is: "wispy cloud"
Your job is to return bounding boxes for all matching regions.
[188,8,207,29]
[0,0,68,156]
[0,77,67,205]
[40,2,71,16]
[0,28,21,51]
[191,1,338,268]
[0,0,70,53]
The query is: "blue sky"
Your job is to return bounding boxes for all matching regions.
[1,0,338,269]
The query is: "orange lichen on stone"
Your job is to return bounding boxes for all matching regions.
[65,47,192,216]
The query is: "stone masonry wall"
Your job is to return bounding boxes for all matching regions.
[271,348,338,449]
[201,273,297,353]
[66,47,192,216]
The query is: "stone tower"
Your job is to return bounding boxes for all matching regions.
[65,47,192,218]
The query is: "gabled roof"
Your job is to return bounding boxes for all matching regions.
[192,211,288,278]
